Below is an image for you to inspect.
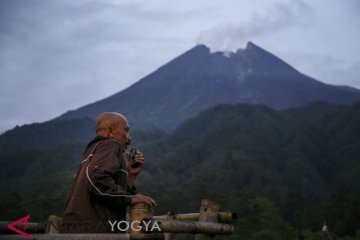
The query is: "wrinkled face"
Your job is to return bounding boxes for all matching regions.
[110,117,131,148]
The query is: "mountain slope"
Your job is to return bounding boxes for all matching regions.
[140,102,360,217]
[2,102,360,238]
[58,42,360,131]
[1,42,359,154]
[0,117,94,153]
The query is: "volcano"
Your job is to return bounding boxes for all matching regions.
[55,42,360,130]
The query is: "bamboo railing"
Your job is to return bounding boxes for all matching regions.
[0,199,236,240]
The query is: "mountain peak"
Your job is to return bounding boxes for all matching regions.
[57,42,360,130]
[194,43,210,50]
[190,44,211,55]
[243,41,299,74]
[172,44,211,63]
[245,41,275,57]
[197,41,260,57]
[197,41,277,61]
[245,41,257,50]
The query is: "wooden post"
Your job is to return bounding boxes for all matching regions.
[47,215,61,233]
[164,212,175,240]
[129,203,153,235]
[129,203,164,240]
[195,199,220,240]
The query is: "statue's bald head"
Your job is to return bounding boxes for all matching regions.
[95,112,129,140]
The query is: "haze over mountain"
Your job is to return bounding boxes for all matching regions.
[58,41,360,131]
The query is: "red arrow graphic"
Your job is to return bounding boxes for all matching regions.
[7,214,31,238]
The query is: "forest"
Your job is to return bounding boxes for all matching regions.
[1,102,360,239]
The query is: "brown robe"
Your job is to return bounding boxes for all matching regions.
[60,137,136,233]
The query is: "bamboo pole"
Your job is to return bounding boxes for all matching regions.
[0,234,131,240]
[0,221,46,234]
[154,212,237,223]
[163,212,175,240]
[129,202,163,240]
[0,233,163,240]
[140,219,234,235]
[195,199,219,240]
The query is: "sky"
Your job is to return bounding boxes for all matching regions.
[0,0,359,133]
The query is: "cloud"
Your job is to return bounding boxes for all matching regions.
[0,0,196,132]
[197,0,311,51]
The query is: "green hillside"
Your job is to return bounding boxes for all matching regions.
[1,102,360,239]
